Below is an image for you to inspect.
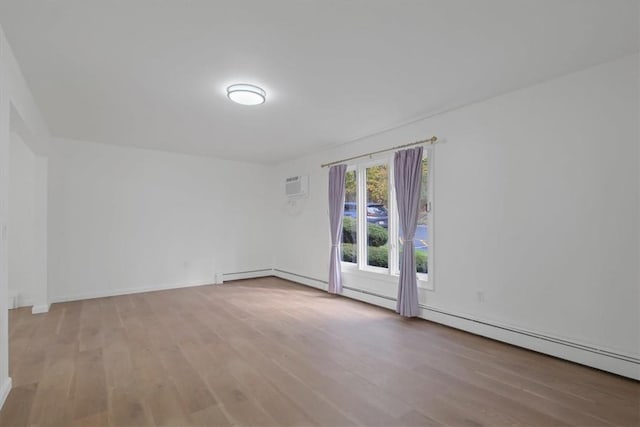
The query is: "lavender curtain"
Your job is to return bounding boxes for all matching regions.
[394,147,423,317]
[328,164,347,294]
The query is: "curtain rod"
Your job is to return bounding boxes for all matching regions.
[320,136,438,168]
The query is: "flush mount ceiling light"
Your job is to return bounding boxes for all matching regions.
[226,83,266,106]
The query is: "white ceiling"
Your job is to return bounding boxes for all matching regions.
[1,1,638,164]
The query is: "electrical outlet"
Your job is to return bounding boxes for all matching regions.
[476,291,485,303]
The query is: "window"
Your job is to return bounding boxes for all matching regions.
[365,164,389,269]
[341,170,357,263]
[416,157,429,276]
[340,149,433,287]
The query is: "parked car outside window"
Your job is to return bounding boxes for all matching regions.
[343,202,388,228]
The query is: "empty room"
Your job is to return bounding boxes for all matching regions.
[0,1,638,426]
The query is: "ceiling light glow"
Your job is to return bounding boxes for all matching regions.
[226,83,266,106]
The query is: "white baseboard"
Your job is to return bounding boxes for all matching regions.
[0,377,12,410]
[31,303,50,314]
[223,269,274,282]
[50,280,218,303]
[49,268,275,304]
[272,269,640,380]
[273,269,327,290]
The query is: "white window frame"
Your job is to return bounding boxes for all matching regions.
[341,166,359,270]
[358,158,390,274]
[340,147,435,291]
[400,147,434,290]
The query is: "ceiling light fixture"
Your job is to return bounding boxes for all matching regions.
[226,83,266,106]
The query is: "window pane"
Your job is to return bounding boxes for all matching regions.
[341,170,357,263]
[365,164,388,268]
[416,157,429,274]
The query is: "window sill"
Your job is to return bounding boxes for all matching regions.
[340,262,434,291]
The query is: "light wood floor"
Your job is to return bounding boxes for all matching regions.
[1,277,638,427]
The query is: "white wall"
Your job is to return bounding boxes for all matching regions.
[48,138,273,302]
[9,132,38,307]
[0,24,51,408]
[272,54,640,378]
[0,32,11,410]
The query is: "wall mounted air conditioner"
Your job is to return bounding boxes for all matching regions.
[285,175,308,199]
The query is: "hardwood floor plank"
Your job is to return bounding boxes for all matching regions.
[56,303,82,345]
[225,357,318,426]
[242,315,414,419]
[108,386,151,427]
[1,278,637,427]
[143,380,192,427]
[205,365,279,426]
[394,409,442,427]
[71,411,110,427]
[78,300,104,352]
[27,341,77,426]
[10,346,46,387]
[414,350,617,426]
[188,403,233,427]
[71,349,109,421]
[102,327,135,389]
[157,345,217,414]
[0,382,38,427]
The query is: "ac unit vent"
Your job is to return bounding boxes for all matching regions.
[285,175,308,198]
